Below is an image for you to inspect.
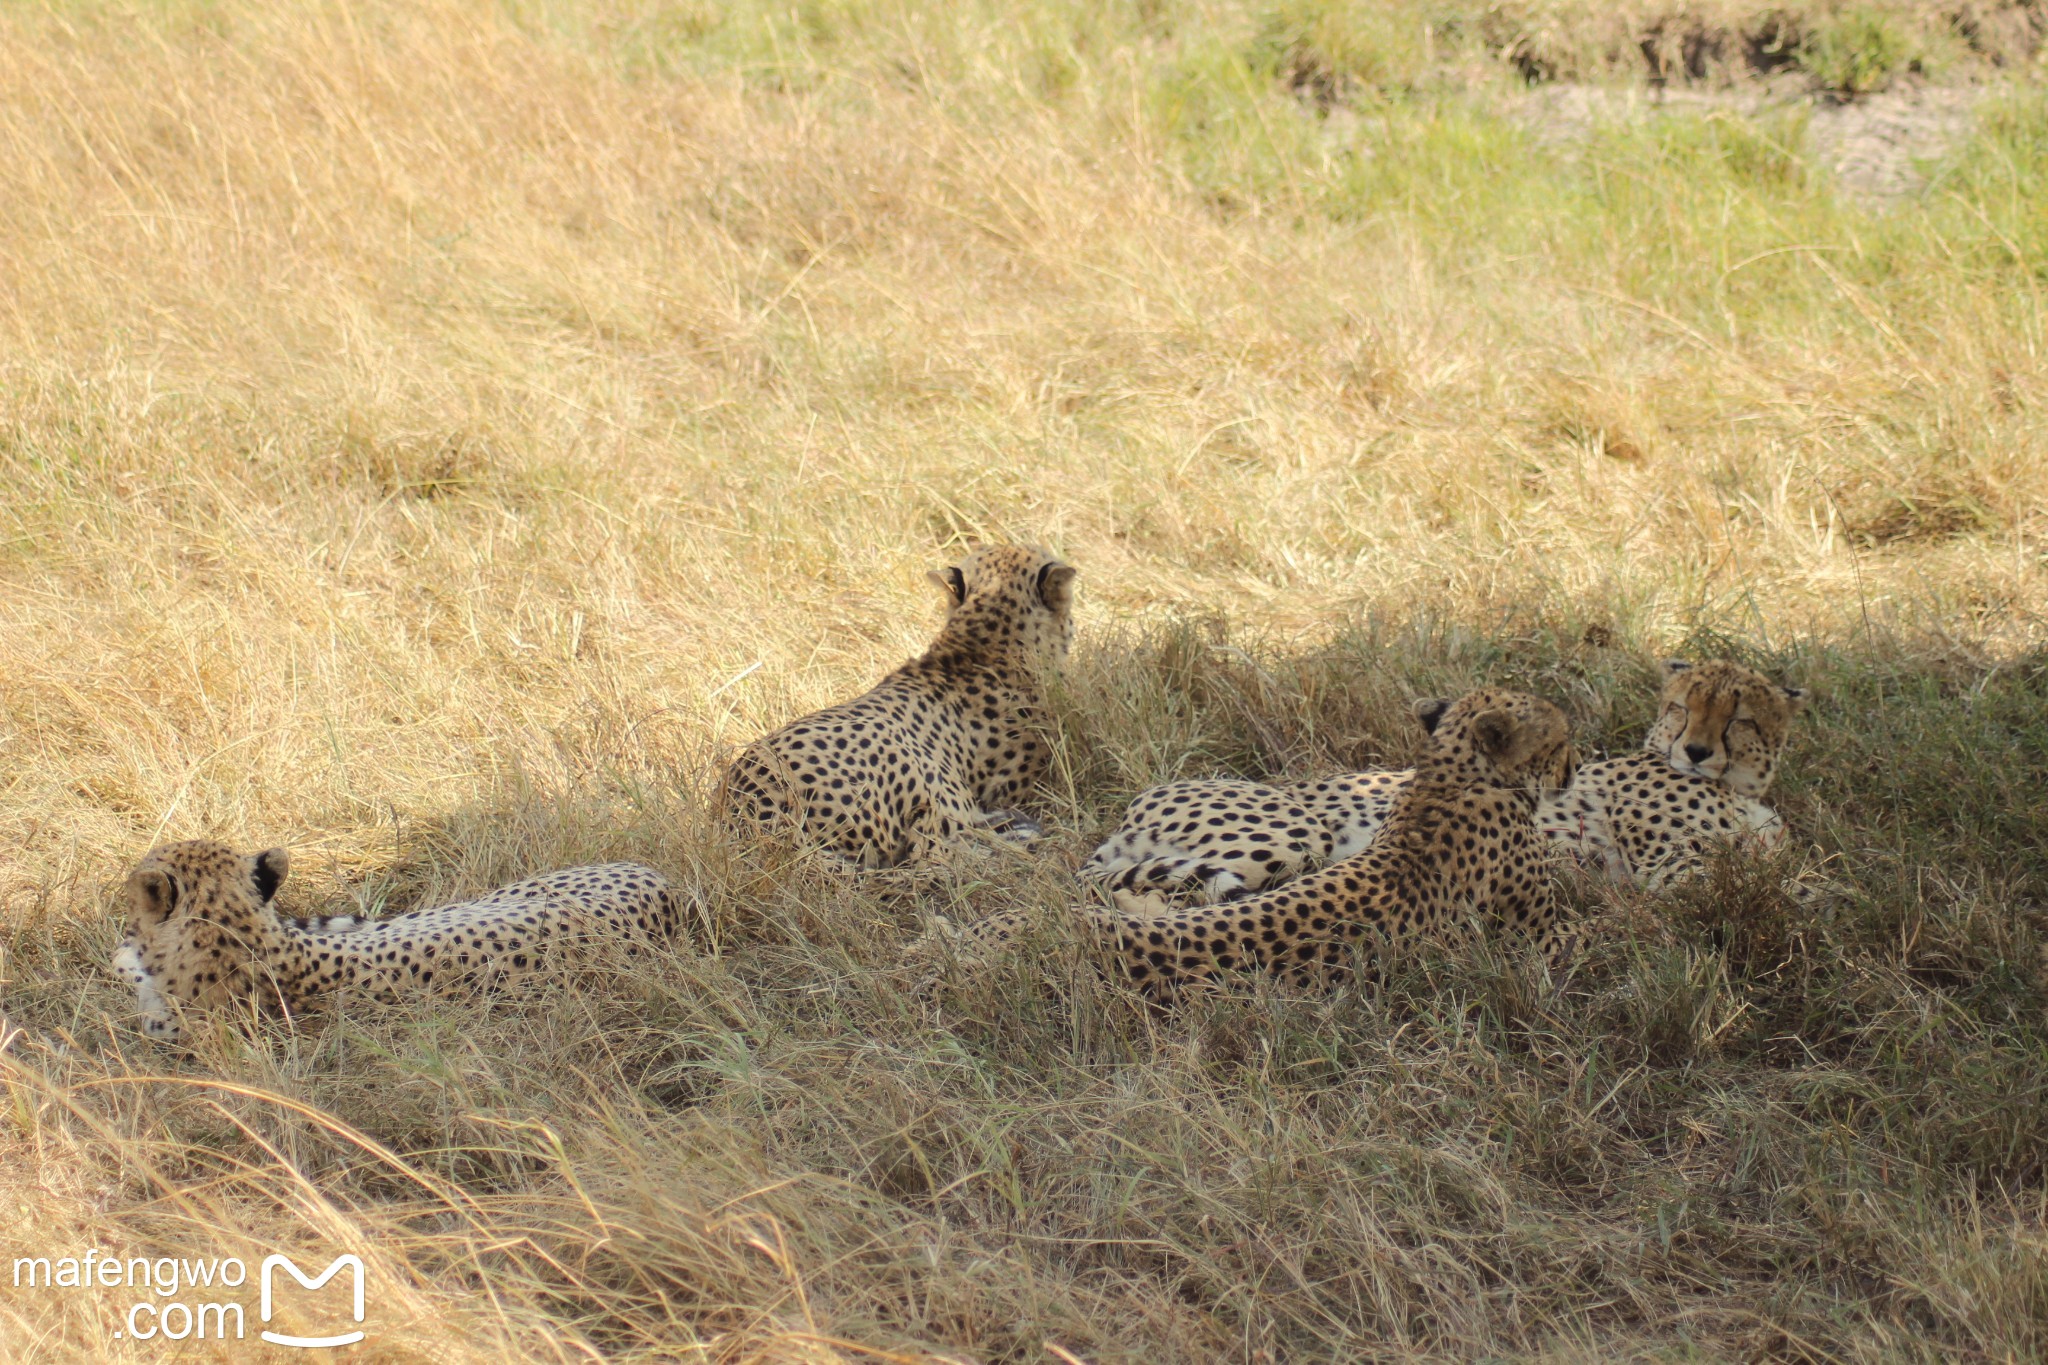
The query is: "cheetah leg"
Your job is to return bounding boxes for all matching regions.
[1633,838,1834,907]
[909,898,1108,983]
[1086,851,1300,918]
[1631,844,1706,893]
[982,810,1045,842]
[914,908,1032,963]
[905,774,1049,860]
[284,913,368,934]
[112,941,177,1038]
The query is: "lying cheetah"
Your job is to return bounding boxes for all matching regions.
[1084,659,1805,909]
[928,689,1577,997]
[1539,659,1806,889]
[1080,769,1408,913]
[720,544,1077,867]
[113,840,681,1042]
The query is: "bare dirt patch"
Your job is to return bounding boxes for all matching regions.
[1808,84,1983,201]
[1517,81,1988,204]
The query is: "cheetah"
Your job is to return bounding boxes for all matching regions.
[927,689,1577,997]
[1080,769,1409,914]
[1537,659,1807,889]
[1082,658,1806,909]
[112,840,681,1042]
[719,544,1077,868]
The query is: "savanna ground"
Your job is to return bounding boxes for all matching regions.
[3,0,2048,1359]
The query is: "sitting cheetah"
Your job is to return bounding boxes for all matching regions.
[926,689,1576,997]
[719,544,1077,868]
[112,840,681,1042]
[1083,658,1805,910]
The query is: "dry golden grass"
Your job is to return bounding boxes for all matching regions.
[3,0,2048,1359]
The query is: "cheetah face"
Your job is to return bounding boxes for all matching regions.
[1417,688,1578,798]
[117,840,290,1042]
[928,543,1077,673]
[1646,660,1806,797]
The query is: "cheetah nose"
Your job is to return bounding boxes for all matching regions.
[1683,743,1712,764]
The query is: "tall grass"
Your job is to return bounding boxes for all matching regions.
[1,0,2046,1358]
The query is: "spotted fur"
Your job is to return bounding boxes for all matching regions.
[1080,770,1411,914]
[719,544,1077,867]
[1081,659,1806,908]
[113,840,681,1041]
[1539,659,1806,888]
[930,689,1578,996]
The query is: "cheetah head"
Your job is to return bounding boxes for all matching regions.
[1415,688,1578,798]
[928,543,1077,673]
[114,840,290,1042]
[1645,659,1806,796]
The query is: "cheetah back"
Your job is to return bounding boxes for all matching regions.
[721,544,1075,867]
[1079,779,1333,912]
[1107,782,1557,998]
[305,862,682,1002]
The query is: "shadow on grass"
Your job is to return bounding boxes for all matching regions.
[10,610,2048,1360]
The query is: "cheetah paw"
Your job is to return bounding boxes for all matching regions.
[986,811,1045,843]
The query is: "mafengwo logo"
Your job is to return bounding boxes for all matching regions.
[11,1247,367,1347]
[260,1254,367,1348]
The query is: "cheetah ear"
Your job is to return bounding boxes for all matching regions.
[251,848,289,903]
[126,867,179,928]
[1034,561,1078,614]
[1470,709,1517,760]
[1414,698,1453,734]
[927,566,967,608]
[1779,684,1808,715]
[1663,659,1693,676]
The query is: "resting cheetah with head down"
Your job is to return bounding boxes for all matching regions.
[112,840,681,1042]
[1083,658,1806,909]
[720,543,1077,867]
[929,689,1577,997]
